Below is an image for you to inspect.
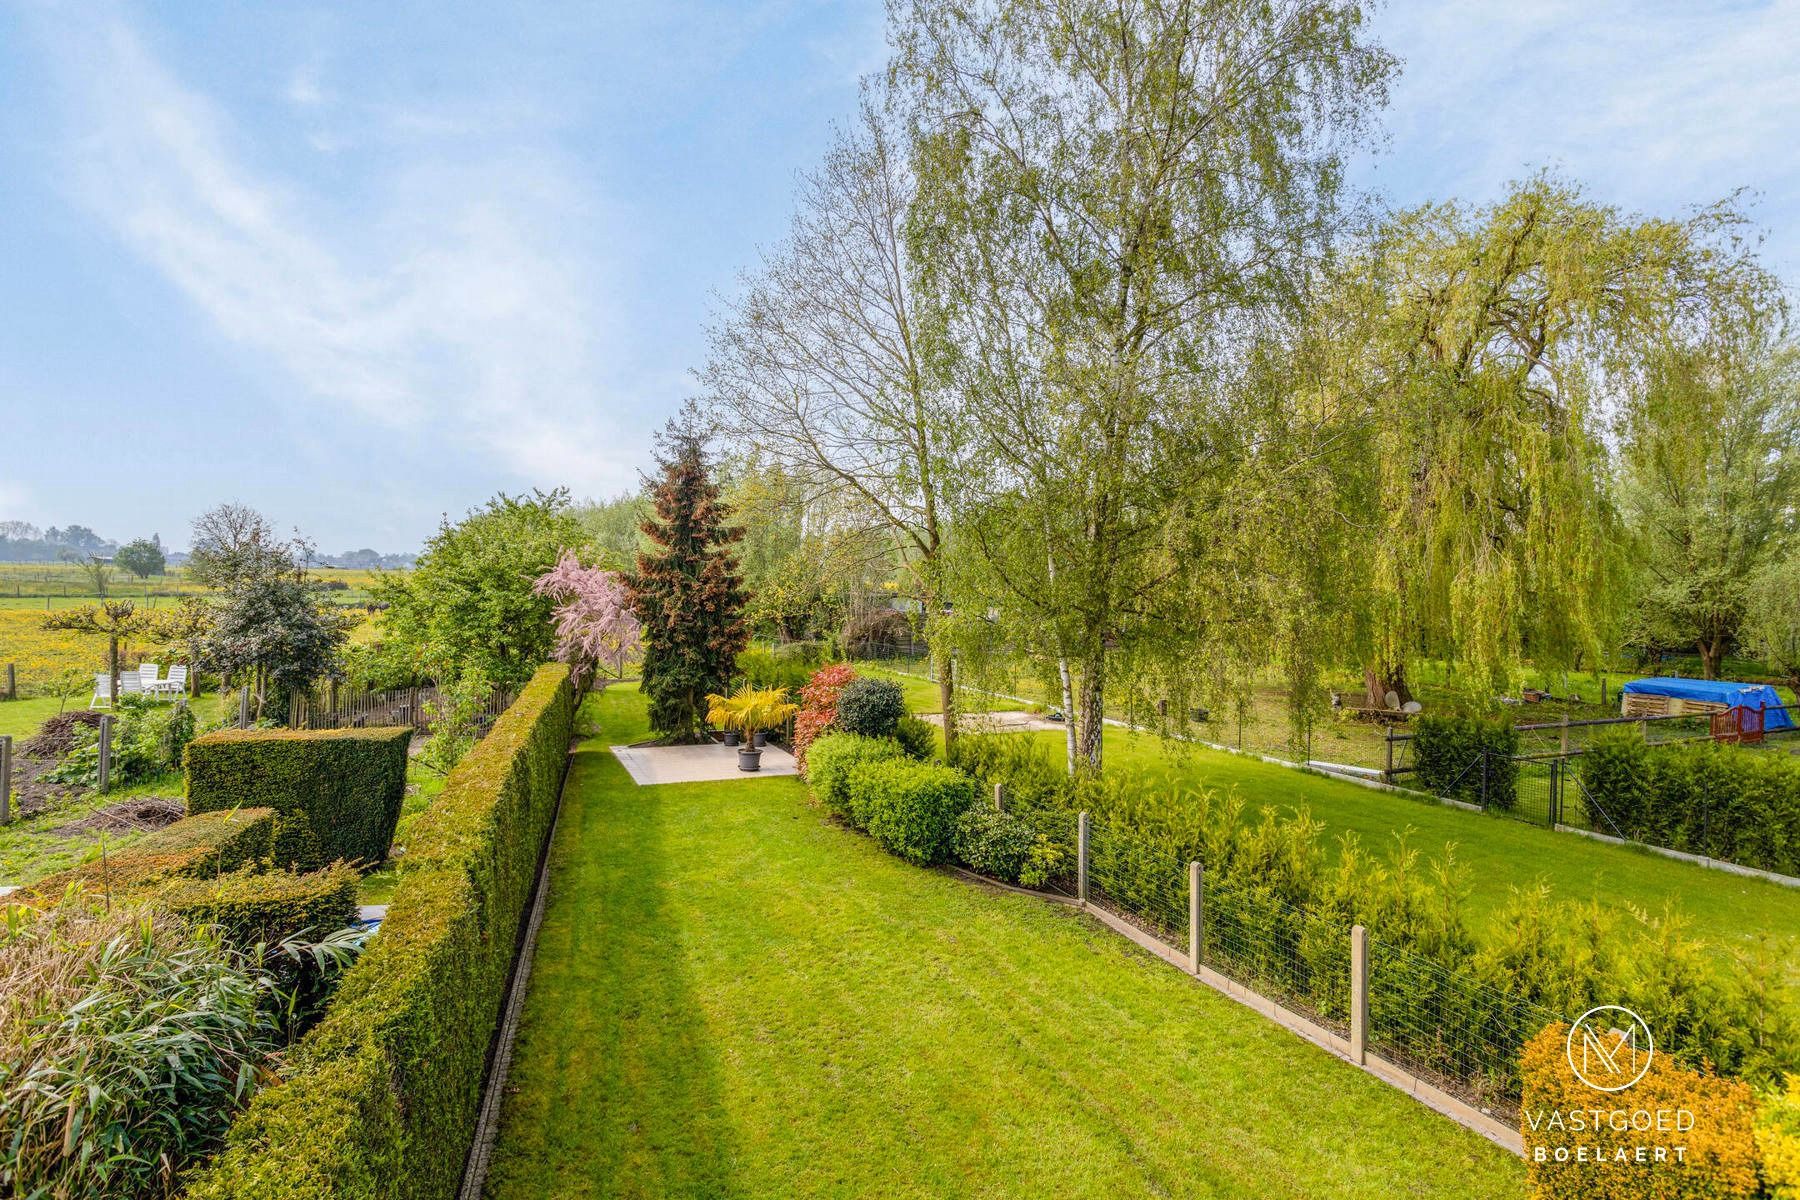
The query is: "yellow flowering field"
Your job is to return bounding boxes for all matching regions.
[0,608,113,695]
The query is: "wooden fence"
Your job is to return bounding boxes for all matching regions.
[284,682,517,733]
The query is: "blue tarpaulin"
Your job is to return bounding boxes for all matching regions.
[1619,677,1795,730]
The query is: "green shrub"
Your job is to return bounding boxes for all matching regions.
[43,698,197,790]
[848,759,974,865]
[952,806,1036,882]
[186,726,412,869]
[21,808,278,901]
[158,863,359,948]
[1578,728,1655,835]
[804,732,905,820]
[1411,714,1519,808]
[183,663,576,1200]
[735,648,812,694]
[947,732,1076,816]
[894,714,937,760]
[834,676,906,738]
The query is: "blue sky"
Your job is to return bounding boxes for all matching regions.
[1,0,1795,552]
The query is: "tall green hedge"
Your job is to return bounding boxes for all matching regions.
[183,663,575,1200]
[1411,714,1520,809]
[186,727,413,869]
[1581,730,1800,875]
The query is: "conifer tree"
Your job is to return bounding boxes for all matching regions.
[628,420,749,741]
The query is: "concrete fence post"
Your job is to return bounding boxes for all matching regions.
[1350,924,1368,1065]
[97,715,113,794]
[994,782,1005,813]
[0,734,12,825]
[1077,811,1089,905]
[1188,861,1203,973]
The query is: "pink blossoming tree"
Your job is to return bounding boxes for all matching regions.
[532,550,642,687]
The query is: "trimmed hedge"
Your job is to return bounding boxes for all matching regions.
[158,863,359,949]
[805,732,906,820]
[186,727,412,870]
[846,758,974,865]
[183,663,575,1200]
[20,808,278,901]
[1581,731,1800,875]
[1412,714,1519,808]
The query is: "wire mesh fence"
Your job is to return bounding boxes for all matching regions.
[1364,932,1562,1114]
[1202,879,1351,1038]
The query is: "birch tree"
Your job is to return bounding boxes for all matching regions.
[703,88,965,740]
[898,0,1395,769]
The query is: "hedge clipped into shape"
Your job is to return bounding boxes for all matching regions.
[186,727,412,870]
[158,863,359,949]
[183,662,575,1200]
[19,808,278,902]
[1412,714,1520,808]
[805,732,906,820]
[846,758,974,865]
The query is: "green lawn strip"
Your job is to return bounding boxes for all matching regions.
[357,760,447,905]
[483,684,1521,1200]
[1066,726,1800,957]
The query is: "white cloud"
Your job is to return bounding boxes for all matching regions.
[35,11,648,492]
[286,63,325,108]
[1370,0,1800,274]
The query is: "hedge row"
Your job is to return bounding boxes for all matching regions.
[183,662,576,1200]
[186,726,412,870]
[1582,731,1800,876]
[159,864,360,949]
[807,732,976,865]
[1412,714,1520,808]
[21,807,279,901]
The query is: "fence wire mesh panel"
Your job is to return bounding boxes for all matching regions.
[1083,819,1187,949]
[1201,880,1351,1038]
[285,682,517,733]
[1364,932,1561,1118]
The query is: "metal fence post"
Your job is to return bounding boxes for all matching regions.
[1188,861,1203,974]
[1548,758,1560,828]
[97,715,113,794]
[0,735,11,825]
[1077,811,1089,905]
[1350,924,1368,1065]
[1383,728,1394,783]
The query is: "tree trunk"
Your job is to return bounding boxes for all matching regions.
[1698,638,1724,680]
[935,648,958,751]
[1057,656,1077,776]
[1363,661,1413,710]
[1075,649,1105,772]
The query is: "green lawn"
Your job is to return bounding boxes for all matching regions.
[483,685,1523,1200]
[856,665,1800,959]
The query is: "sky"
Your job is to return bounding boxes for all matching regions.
[0,0,1795,553]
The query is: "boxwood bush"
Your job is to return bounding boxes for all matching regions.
[186,726,412,869]
[183,663,576,1200]
[846,758,974,865]
[804,732,905,820]
[1411,714,1519,808]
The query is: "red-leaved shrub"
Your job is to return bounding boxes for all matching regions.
[794,665,858,773]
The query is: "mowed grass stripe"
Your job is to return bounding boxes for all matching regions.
[483,685,1522,1200]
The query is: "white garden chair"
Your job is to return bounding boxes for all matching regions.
[120,674,144,700]
[138,663,162,694]
[152,664,189,697]
[89,672,112,709]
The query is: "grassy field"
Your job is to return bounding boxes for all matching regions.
[855,664,1800,961]
[482,684,1523,1200]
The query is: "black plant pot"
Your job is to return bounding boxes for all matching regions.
[723,729,740,747]
[738,747,763,772]
[753,730,767,747]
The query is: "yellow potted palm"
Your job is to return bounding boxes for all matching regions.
[707,686,799,771]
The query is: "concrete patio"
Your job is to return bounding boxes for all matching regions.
[610,741,798,785]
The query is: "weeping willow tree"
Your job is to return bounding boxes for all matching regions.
[1310,177,1777,705]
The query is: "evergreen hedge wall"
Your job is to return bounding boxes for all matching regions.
[182,663,575,1200]
[21,808,278,900]
[158,863,360,949]
[186,727,412,869]
[1411,714,1520,808]
[1581,730,1800,875]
